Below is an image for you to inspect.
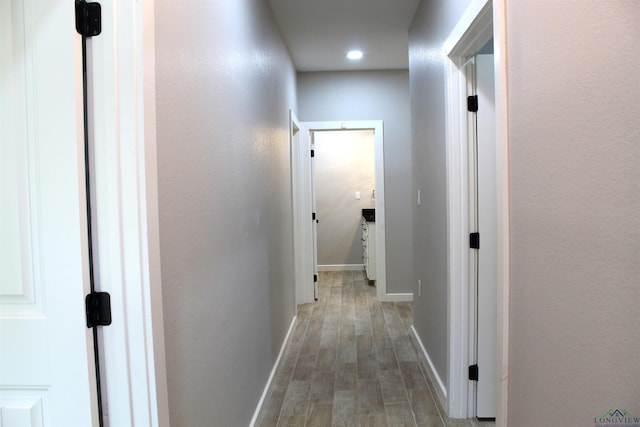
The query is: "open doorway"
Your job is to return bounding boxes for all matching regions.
[313,130,375,274]
[441,0,509,423]
[290,118,392,305]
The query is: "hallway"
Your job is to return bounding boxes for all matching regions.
[256,271,494,427]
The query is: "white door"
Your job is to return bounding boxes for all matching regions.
[0,1,99,425]
[291,112,316,305]
[310,135,319,300]
[474,53,497,419]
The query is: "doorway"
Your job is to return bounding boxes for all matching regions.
[290,118,390,305]
[313,130,375,273]
[443,0,509,422]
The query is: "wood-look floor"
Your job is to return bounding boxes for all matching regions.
[255,270,495,427]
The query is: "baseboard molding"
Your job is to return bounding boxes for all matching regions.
[410,325,448,409]
[379,292,414,302]
[317,264,365,272]
[249,315,297,427]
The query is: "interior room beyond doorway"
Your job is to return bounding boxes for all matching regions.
[314,130,375,272]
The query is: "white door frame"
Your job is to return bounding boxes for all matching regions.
[88,1,169,425]
[443,0,509,423]
[290,111,315,305]
[291,120,401,303]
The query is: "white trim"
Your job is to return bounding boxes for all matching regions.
[444,53,472,420]
[299,121,390,301]
[318,264,364,272]
[443,0,510,421]
[140,1,171,423]
[371,124,388,302]
[89,1,169,425]
[249,316,298,427]
[382,293,414,303]
[411,326,447,406]
[493,1,510,426]
[444,0,494,57]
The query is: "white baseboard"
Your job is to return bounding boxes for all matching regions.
[379,292,414,302]
[318,264,364,271]
[410,325,448,409]
[249,315,297,427]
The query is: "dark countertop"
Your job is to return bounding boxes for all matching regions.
[362,208,375,222]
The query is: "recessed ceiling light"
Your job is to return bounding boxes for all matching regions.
[347,50,363,60]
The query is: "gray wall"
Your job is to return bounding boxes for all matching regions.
[315,130,375,266]
[298,70,413,294]
[506,2,640,425]
[154,1,297,425]
[408,0,471,384]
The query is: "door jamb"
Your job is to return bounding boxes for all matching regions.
[89,1,169,424]
[443,0,509,423]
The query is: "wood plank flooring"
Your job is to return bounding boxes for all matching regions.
[255,270,495,427]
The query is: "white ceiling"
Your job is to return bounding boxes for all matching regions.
[268,0,421,72]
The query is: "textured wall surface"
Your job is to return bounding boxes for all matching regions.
[506,2,640,425]
[297,70,413,294]
[314,130,375,266]
[154,1,297,425]
[408,0,471,384]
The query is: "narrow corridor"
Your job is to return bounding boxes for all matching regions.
[256,271,495,427]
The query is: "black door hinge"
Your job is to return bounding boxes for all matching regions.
[469,364,478,381]
[310,149,315,158]
[314,274,318,283]
[470,232,480,249]
[75,1,102,37]
[467,95,478,112]
[86,292,112,328]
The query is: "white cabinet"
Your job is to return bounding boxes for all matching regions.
[362,218,376,281]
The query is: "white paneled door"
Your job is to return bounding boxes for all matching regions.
[474,53,497,419]
[0,1,98,425]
